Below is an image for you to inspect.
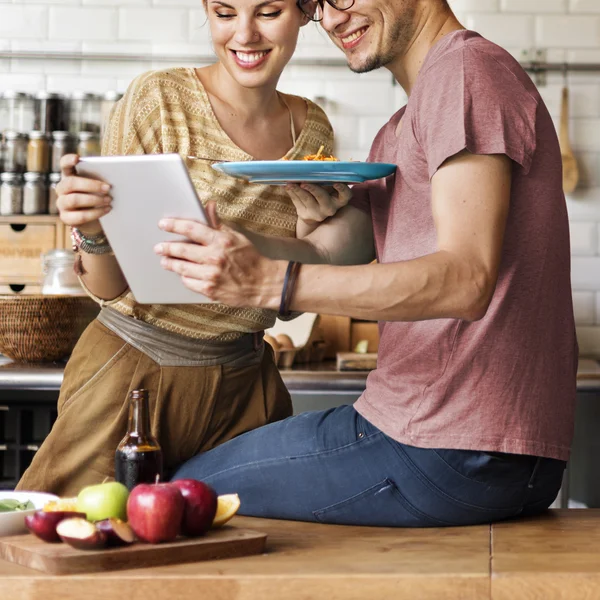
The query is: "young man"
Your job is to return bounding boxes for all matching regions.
[158,0,578,526]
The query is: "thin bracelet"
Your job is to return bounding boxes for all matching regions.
[71,227,113,255]
[279,261,301,317]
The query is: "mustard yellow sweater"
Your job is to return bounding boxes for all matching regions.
[99,67,334,340]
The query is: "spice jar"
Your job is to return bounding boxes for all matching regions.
[77,131,101,157]
[41,249,84,295]
[2,131,27,173]
[0,173,24,216]
[51,131,73,173]
[48,172,61,215]
[2,91,34,134]
[100,91,122,140]
[69,92,102,135]
[23,172,48,215]
[34,92,67,134]
[27,131,50,173]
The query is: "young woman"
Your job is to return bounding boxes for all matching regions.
[17,0,349,496]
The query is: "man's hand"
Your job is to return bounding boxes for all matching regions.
[155,203,284,309]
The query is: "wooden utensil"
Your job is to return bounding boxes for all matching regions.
[559,86,579,195]
[0,526,266,575]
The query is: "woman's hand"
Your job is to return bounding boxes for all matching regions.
[56,154,112,235]
[155,202,284,309]
[286,182,352,237]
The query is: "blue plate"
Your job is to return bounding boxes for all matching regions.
[212,161,397,185]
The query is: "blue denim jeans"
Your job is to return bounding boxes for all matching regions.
[171,405,566,527]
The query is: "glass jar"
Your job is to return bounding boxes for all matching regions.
[34,91,67,134]
[51,131,73,173]
[23,172,48,215]
[41,249,84,295]
[48,172,61,215]
[100,91,122,140]
[2,91,34,134]
[27,131,50,173]
[2,131,27,173]
[69,92,102,135]
[77,131,101,158]
[0,172,24,216]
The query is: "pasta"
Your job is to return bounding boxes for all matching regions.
[302,145,339,161]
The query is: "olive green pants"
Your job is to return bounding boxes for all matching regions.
[16,319,292,496]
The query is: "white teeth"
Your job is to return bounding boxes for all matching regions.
[235,51,268,63]
[342,28,367,44]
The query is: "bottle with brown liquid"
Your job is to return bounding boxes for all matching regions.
[115,389,163,491]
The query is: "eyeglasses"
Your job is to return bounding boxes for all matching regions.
[297,0,356,23]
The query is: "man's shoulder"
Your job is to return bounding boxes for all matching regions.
[419,31,538,101]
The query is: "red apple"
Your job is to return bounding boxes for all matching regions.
[56,517,108,550]
[25,510,87,543]
[126,482,184,544]
[96,518,136,546]
[171,479,217,537]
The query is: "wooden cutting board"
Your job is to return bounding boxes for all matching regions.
[0,526,266,575]
[336,352,377,371]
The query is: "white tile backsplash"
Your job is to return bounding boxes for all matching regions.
[0,0,598,349]
[574,292,596,325]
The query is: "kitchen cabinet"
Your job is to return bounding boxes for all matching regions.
[0,216,69,291]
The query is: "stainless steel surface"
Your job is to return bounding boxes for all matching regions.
[0,356,598,394]
[0,51,350,67]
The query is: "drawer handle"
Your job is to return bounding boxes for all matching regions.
[9,284,26,293]
[9,224,27,233]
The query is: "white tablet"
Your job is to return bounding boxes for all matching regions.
[77,153,213,305]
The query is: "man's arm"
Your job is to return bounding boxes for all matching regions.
[285,150,511,321]
[157,151,511,322]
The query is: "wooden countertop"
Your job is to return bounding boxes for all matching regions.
[1,510,599,599]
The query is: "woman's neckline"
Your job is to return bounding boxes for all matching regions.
[190,67,310,161]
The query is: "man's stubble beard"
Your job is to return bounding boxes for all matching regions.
[348,2,417,73]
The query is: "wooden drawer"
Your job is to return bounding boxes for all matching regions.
[0,283,42,295]
[0,217,61,283]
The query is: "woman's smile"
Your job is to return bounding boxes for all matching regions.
[230,48,273,69]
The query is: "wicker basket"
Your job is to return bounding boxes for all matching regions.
[0,295,99,363]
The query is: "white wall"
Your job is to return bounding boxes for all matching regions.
[0,0,598,354]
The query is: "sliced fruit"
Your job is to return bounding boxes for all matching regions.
[353,339,369,354]
[43,497,78,512]
[56,517,108,550]
[212,494,241,528]
[96,518,136,546]
[25,511,87,543]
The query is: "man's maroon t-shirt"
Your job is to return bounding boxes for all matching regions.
[351,30,577,460]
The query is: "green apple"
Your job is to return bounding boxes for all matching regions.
[76,482,129,522]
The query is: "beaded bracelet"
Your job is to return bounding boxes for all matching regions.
[278,261,301,317]
[71,227,113,255]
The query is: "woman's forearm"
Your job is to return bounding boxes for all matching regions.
[79,252,129,301]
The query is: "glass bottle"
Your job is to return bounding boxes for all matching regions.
[0,172,23,216]
[41,249,83,295]
[3,131,27,173]
[77,131,101,158]
[23,172,48,214]
[115,389,163,491]
[48,172,61,215]
[27,131,50,173]
[3,91,34,134]
[51,131,73,173]
[34,92,67,134]
[100,91,122,140]
[69,92,102,135]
